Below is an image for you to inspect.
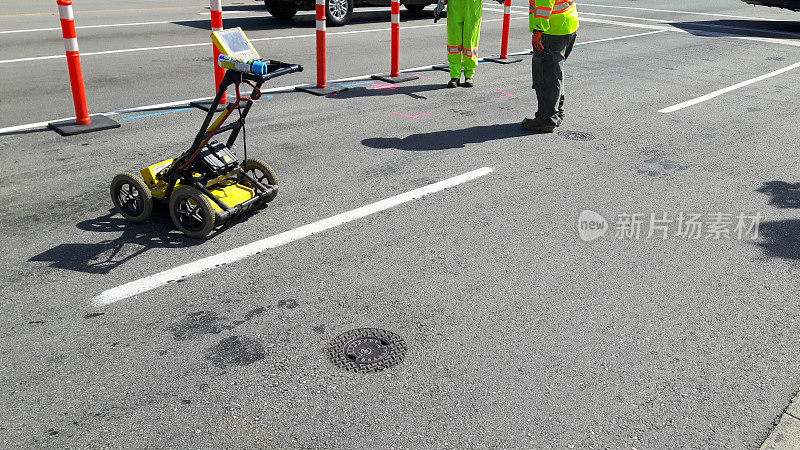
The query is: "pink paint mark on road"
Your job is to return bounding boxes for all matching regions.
[392,111,432,118]
[494,90,515,97]
[370,83,399,90]
[413,73,433,79]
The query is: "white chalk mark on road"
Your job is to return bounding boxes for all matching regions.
[91,167,494,307]
[659,61,800,113]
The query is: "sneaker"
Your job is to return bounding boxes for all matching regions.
[462,78,474,88]
[447,78,460,88]
[521,118,555,133]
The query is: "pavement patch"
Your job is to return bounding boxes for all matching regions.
[325,328,407,374]
[204,336,266,368]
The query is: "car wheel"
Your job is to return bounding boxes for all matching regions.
[264,0,299,20]
[326,0,353,26]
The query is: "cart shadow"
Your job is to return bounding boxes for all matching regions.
[752,180,800,261]
[362,122,531,151]
[328,82,450,100]
[29,210,202,274]
[670,20,800,40]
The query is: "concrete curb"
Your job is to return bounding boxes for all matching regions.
[761,391,800,450]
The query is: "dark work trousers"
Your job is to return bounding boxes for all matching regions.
[531,32,577,127]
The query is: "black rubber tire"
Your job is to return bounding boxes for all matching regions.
[264,0,299,20]
[169,187,216,239]
[326,0,353,26]
[110,172,153,223]
[242,158,279,203]
[403,3,426,13]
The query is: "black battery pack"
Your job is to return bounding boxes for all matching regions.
[199,141,239,175]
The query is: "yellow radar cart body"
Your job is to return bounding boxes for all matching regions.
[110,28,302,238]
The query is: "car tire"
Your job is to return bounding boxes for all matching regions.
[265,0,299,20]
[326,0,353,26]
[404,4,426,13]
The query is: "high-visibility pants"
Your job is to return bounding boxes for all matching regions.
[446,0,482,79]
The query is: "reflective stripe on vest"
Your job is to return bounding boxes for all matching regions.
[529,2,552,18]
[447,44,463,54]
[462,47,477,57]
[553,0,574,14]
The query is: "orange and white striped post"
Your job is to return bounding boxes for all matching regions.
[485,0,522,64]
[372,0,417,83]
[210,0,227,105]
[296,0,347,96]
[192,0,229,110]
[49,0,119,136]
[58,0,90,125]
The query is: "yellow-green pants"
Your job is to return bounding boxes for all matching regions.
[446,0,482,79]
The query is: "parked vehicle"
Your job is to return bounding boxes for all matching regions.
[741,0,800,11]
[264,0,437,26]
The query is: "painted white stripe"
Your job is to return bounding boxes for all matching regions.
[391,15,400,23]
[0,22,656,134]
[211,26,223,31]
[659,61,800,113]
[58,4,74,20]
[504,5,510,14]
[506,29,668,56]
[63,37,79,52]
[579,2,781,21]
[210,0,222,12]
[0,16,523,65]
[316,20,326,31]
[91,167,494,306]
[316,0,325,5]
[0,20,182,35]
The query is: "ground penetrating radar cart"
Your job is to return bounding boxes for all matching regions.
[110,28,303,238]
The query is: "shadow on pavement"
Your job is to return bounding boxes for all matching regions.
[174,9,429,31]
[670,20,800,40]
[753,181,800,260]
[756,181,800,209]
[329,82,449,100]
[362,122,531,151]
[755,220,800,260]
[29,211,200,274]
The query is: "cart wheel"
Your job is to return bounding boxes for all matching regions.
[243,158,278,203]
[169,187,216,239]
[110,172,153,222]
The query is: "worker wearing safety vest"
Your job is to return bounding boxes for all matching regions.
[442,0,484,88]
[522,0,579,132]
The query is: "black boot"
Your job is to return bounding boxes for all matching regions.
[447,78,460,88]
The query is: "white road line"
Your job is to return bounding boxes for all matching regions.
[505,29,668,56]
[91,167,494,307]
[0,17,519,65]
[0,20,176,34]
[659,61,800,113]
[579,2,781,21]
[0,25,660,134]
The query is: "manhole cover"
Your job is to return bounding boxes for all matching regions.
[326,328,407,374]
[558,131,595,141]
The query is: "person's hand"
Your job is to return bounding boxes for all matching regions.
[531,31,544,53]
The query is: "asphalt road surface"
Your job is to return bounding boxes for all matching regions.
[2,0,800,448]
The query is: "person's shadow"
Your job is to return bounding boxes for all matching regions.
[362,122,533,151]
[29,210,201,274]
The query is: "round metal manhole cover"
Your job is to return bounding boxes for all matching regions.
[326,328,407,374]
[558,131,595,141]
